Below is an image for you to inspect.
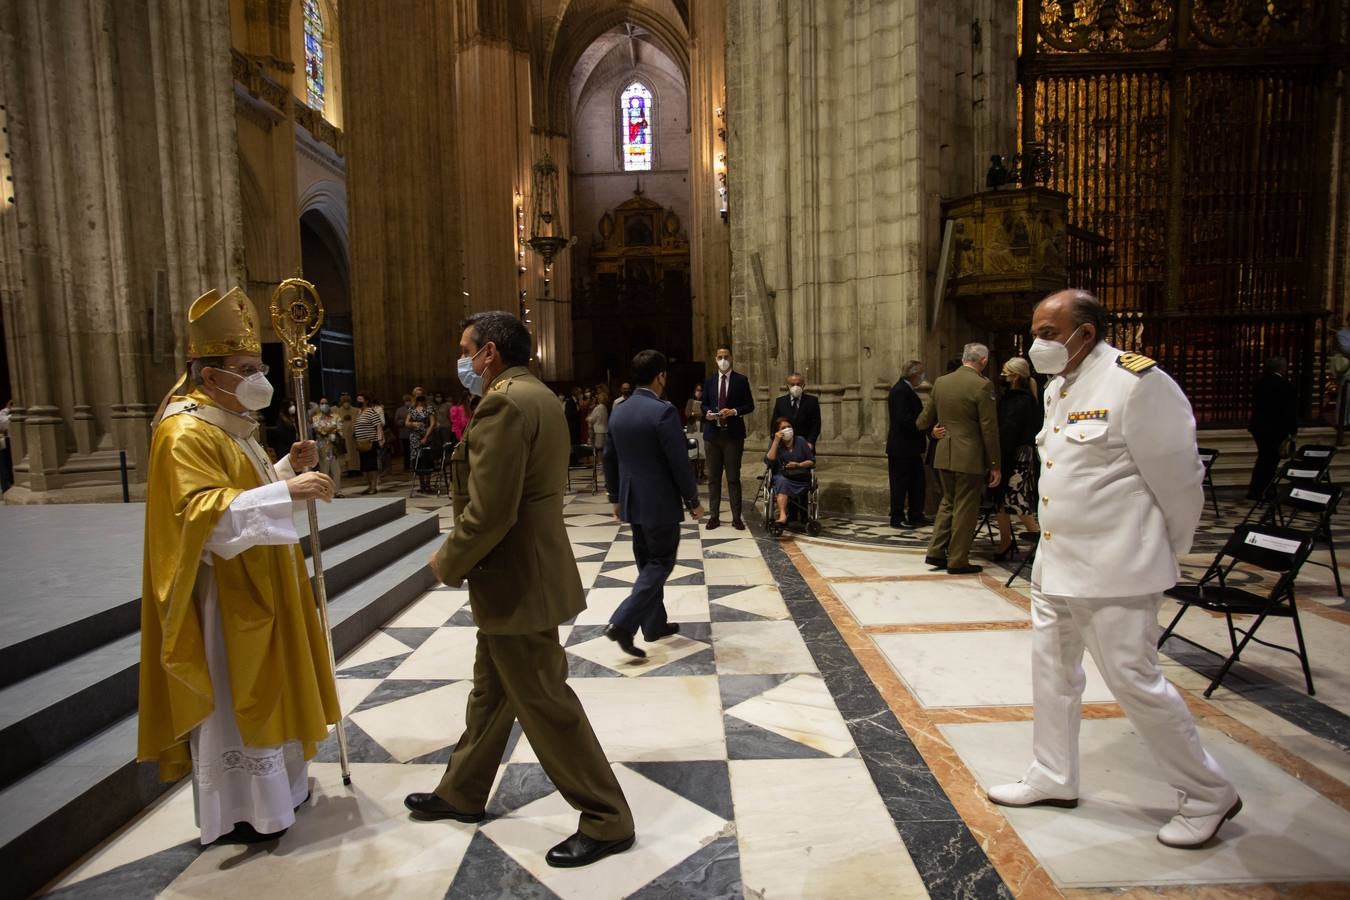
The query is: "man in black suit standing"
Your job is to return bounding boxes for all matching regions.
[701,346,755,530]
[769,373,822,449]
[887,360,928,529]
[604,350,705,658]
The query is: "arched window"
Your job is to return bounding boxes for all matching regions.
[303,0,325,113]
[620,82,653,172]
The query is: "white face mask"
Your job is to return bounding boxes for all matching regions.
[215,370,275,411]
[788,385,804,400]
[717,358,732,374]
[780,427,794,443]
[1029,326,1088,376]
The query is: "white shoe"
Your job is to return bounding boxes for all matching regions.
[986,781,1079,809]
[1157,796,1242,849]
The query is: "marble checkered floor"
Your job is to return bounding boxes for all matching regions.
[42,490,1350,898]
[44,493,933,899]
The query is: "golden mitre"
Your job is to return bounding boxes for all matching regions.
[187,287,262,358]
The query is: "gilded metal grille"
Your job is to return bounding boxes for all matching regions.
[1180,68,1323,312]
[1036,71,1170,311]
[1019,0,1346,425]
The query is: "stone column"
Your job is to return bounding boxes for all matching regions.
[689,0,732,363]
[341,1,462,405]
[0,0,242,501]
[726,0,1013,515]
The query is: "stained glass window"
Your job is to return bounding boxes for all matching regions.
[620,82,653,172]
[303,0,325,113]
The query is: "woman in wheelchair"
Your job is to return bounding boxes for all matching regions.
[765,416,815,525]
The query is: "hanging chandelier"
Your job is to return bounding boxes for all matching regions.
[525,153,570,265]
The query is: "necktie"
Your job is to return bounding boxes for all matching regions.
[719,375,727,409]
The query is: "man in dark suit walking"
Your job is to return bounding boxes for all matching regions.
[887,359,928,528]
[406,311,633,869]
[603,350,705,658]
[701,346,754,530]
[769,373,822,449]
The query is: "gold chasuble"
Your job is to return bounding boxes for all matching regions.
[137,389,339,781]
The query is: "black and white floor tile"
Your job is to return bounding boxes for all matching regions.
[46,493,946,899]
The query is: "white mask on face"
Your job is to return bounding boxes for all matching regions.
[788,385,804,400]
[780,427,794,443]
[1029,326,1088,376]
[717,358,732,374]
[215,370,275,411]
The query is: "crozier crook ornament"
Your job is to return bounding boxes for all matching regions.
[270,277,352,786]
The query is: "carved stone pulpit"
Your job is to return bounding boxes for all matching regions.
[941,188,1072,332]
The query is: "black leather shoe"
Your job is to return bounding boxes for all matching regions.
[647,623,679,641]
[731,519,746,530]
[924,556,948,569]
[216,822,288,844]
[889,519,905,529]
[545,831,636,868]
[403,792,485,822]
[706,518,721,531]
[605,624,647,658]
[907,516,930,527]
[947,564,983,575]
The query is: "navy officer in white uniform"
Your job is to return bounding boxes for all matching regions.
[987,289,1241,849]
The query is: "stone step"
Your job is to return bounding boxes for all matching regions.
[0,497,408,689]
[0,508,436,792]
[1,526,443,899]
[305,510,440,599]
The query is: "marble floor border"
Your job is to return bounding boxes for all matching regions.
[865,621,1032,635]
[777,538,1062,900]
[781,538,1350,897]
[751,524,1016,900]
[925,704,1125,725]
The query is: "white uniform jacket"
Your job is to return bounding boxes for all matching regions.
[1031,340,1204,598]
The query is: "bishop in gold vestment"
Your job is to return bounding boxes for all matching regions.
[138,288,339,844]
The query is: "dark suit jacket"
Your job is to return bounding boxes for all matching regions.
[701,370,755,441]
[886,379,925,458]
[1249,373,1299,443]
[605,389,701,528]
[770,393,822,446]
[562,396,582,446]
[916,365,1000,474]
[436,367,584,634]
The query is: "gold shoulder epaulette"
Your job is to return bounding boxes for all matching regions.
[1116,352,1157,375]
[492,378,514,394]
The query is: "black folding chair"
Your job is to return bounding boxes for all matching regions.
[567,445,599,493]
[1293,443,1336,479]
[1196,447,1220,522]
[428,441,455,497]
[1004,530,1040,587]
[408,444,439,497]
[1242,456,1331,524]
[1159,523,1316,697]
[1261,483,1343,597]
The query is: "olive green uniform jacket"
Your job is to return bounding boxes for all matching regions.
[436,366,586,633]
[916,365,1001,474]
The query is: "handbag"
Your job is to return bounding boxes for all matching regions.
[357,438,374,453]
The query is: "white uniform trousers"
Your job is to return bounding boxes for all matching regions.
[1023,587,1235,816]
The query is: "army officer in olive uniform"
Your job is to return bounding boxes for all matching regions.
[405,311,635,869]
[917,343,1002,574]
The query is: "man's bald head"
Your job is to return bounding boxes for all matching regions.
[1031,289,1107,376]
[1034,289,1107,346]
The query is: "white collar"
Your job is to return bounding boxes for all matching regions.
[1064,340,1115,385]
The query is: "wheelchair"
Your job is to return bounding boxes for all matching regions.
[757,462,822,538]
